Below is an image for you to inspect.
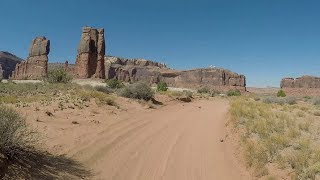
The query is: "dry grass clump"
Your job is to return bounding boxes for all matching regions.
[0,106,91,179]
[229,97,320,179]
[0,82,117,109]
[0,106,38,158]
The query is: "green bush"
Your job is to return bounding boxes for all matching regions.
[118,82,154,101]
[46,69,72,84]
[277,89,286,97]
[0,106,37,158]
[105,78,124,89]
[227,89,241,96]
[157,81,168,91]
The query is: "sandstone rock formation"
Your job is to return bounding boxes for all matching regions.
[105,56,246,90]
[75,27,105,79]
[12,37,50,79]
[281,76,320,88]
[0,51,22,79]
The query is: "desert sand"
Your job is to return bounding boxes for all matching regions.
[20,97,249,179]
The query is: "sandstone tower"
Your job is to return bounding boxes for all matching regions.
[75,27,105,78]
[12,37,50,79]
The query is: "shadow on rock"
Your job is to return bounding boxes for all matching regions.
[2,147,92,180]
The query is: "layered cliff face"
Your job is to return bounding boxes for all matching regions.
[75,27,105,79]
[161,68,246,89]
[281,76,320,88]
[105,56,246,90]
[12,37,50,79]
[0,51,23,79]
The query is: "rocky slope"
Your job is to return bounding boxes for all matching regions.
[0,51,23,79]
[105,56,246,90]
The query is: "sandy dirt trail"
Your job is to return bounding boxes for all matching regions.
[69,99,249,180]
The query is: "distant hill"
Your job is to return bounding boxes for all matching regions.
[0,51,23,79]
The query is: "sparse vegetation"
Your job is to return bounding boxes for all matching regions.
[197,87,220,97]
[262,96,297,105]
[46,69,72,84]
[105,78,124,89]
[118,82,154,101]
[157,81,168,91]
[227,89,241,96]
[277,89,286,97]
[94,85,113,93]
[0,106,37,158]
[229,96,320,179]
[197,87,211,94]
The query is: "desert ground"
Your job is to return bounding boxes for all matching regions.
[1,79,320,180]
[28,97,249,180]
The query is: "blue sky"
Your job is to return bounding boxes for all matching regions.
[1,0,320,87]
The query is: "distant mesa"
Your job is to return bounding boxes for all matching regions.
[281,76,320,88]
[3,26,246,90]
[0,51,23,79]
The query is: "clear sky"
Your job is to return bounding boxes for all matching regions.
[1,0,320,87]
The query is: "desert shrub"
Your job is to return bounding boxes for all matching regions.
[118,82,154,101]
[197,87,220,97]
[46,69,72,84]
[157,81,168,91]
[94,85,113,93]
[284,97,297,105]
[0,106,37,158]
[277,89,286,97]
[105,78,124,89]
[304,96,312,100]
[263,96,284,105]
[254,97,261,101]
[313,98,320,106]
[197,87,211,94]
[227,89,241,96]
[313,111,320,116]
[183,90,193,98]
[95,95,117,107]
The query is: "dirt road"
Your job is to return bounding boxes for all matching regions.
[68,99,249,180]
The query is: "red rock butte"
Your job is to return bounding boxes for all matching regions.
[75,26,105,79]
[12,37,50,79]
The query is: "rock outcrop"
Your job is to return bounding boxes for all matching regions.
[281,76,320,88]
[12,37,50,79]
[0,51,23,79]
[0,64,3,80]
[105,56,246,90]
[75,27,105,79]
